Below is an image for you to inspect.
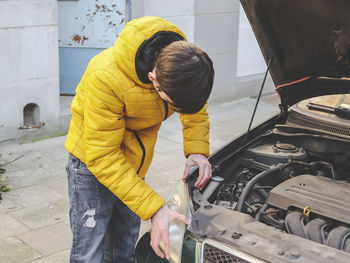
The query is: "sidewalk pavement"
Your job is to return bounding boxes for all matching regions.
[0,95,280,262]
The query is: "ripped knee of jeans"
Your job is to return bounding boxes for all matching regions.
[81,209,96,228]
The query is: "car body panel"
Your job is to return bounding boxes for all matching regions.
[190,204,349,263]
[135,101,350,262]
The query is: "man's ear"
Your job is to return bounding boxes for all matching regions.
[148,71,157,83]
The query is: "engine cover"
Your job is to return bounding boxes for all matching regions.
[266,174,350,225]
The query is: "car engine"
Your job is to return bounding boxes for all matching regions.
[200,129,350,253]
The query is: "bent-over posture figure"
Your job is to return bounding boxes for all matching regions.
[65,16,214,262]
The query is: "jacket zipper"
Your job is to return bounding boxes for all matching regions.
[134,131,146,174]
[132,101,167,174]
[162,100,169,121]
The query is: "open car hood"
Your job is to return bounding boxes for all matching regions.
[240,0,350,110]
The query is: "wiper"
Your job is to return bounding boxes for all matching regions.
[307,102,350,120]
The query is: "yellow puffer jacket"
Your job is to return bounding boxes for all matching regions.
[65,16,210,221]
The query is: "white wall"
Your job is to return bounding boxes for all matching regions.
[236,6,275,98]
[0,0,60,141]
[141,0,196,42]
[237,6,266,77]
[194,0,240,102]
[132,0,240,102]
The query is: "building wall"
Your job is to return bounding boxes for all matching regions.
[59,1,269,102]
[132,0,240,103]
[0,1,276,141]
[133,1,277,102]
[236,5,275,98]
[141,0,196,42]
[194,0,240,102]
[0,0,60,141]
[58,0,127,94]
[237,6,266,77]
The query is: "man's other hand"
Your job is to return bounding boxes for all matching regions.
[150,206,190,260]
[182,153,212,190]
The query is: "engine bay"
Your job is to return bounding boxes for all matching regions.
[194,126,350,253]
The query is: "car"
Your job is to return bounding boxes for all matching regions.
[135,0,350,262]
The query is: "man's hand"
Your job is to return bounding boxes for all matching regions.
[150,206,190,260]
[182,153,212,190]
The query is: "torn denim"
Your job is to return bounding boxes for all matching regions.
[66,153,140,263]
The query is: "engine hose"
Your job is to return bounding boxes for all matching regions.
[239,158,293,180]
[255,203,268,221]
[236,163,289,212]
[253,184,268,199]
[235,160,337,212]
[312,161,338,180]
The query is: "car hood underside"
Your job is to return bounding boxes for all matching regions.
[240,0,350,109]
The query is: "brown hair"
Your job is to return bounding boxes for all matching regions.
[154,41,214,114]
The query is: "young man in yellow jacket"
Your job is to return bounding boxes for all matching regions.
[65,16,214,262]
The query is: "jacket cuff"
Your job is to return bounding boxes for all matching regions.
[136,194,166,221]
[184,140,209,158]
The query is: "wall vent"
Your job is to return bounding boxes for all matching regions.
[23,103,40,127]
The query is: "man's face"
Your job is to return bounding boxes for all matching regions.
[148,68,174,104]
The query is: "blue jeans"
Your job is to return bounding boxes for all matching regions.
[66,154,141,263]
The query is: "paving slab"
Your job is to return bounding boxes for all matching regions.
[1,150,43,173]
[163,132,184,145]
[0,194,23,214]
[0,214,29,238]
[154,137,181,154]
[5,184,63,207]
[6,167,55,190]
[40,175,69,196]
[209,138,227,153]
[149,149,186,173]
[0,237,41,263]
[9,198,69,230]
[17,222,72,256]
[30,250,70,263]
[32,148,68,169]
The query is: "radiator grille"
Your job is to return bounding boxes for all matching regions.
[204,244,251,263]
[288,112,350,137]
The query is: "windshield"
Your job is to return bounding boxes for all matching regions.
[298,94,350,117]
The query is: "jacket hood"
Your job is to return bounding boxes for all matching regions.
[113,16,186,88]
[240,0,350,110]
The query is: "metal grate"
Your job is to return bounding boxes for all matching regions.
[204,244,251,263]
[288,112,350,137]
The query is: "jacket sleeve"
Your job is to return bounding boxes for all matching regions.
[83,70,165,221]
[179,103,210,157]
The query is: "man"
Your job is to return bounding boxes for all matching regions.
[65,16,214,262]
